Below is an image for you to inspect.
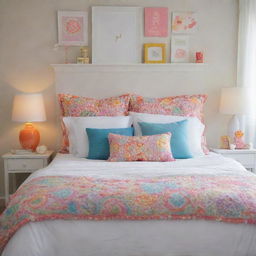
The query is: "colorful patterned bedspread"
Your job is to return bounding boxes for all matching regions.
[1,174,256,251]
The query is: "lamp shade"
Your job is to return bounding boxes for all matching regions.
[219,87,250,115]
[12,93,46,122]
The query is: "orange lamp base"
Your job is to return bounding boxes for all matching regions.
[19,123,40,151]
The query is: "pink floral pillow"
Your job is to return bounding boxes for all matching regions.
[58,94,131,153]
[59,94,131,117]
[129,94,207,121]
[108,133,175,162]
[129,94,208,153]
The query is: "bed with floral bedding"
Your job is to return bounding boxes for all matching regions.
[1,153,256,256]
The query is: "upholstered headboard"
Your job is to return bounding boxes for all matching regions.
[51,63,223,147]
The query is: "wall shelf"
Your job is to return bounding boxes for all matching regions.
[51,63,207,73]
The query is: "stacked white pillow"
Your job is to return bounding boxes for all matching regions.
[129,112,205,157]
[63,116,132,158]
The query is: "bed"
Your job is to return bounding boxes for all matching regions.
[1,153,256,256]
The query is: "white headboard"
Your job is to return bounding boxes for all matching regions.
[52,63,223,147]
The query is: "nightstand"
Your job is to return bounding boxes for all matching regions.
[2,150,54,205]
[211,149,256,172]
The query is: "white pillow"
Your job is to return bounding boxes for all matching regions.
[63,116,132,158]
[129,112,205,156]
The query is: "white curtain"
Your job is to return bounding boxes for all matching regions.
[237,0,256,144]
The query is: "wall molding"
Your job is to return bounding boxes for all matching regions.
[51,63,207,73]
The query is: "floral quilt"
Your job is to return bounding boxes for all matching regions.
[1,174,256,251]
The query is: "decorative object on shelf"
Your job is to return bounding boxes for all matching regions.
[172,12,198,34]
[196,51,204,63]
[219,87,251,138]
[171,36,189,63]
[12,93,46,151]
[58,11,88,46]
[230,143,236,150]
[77,46,90,64]
[92,6,140,64]
[220,135,230,149]
[36,145,48,154]
[53,44,71,64]
[144,43,166,64]
[234,130,247,149]
[144,7,168,37]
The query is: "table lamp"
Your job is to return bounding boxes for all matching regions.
[12,93,46,151]
[219,87,250,138]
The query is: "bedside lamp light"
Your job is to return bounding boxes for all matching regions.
[12,93,46,151]
[219,87,250,137]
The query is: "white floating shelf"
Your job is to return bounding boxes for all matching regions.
[51,63,207,72]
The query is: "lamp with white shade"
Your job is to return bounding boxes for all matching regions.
[219,87,250,138]
[12,93,46,151]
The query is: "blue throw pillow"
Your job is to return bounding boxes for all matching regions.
[86,127,134,160]
[138,120,192,159]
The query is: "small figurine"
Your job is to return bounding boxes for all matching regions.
[196,52,204,63]
[234,130,246,149]
[220,136,230,149]
[77,46,90,64]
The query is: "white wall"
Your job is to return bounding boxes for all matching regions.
[0,0,238,198]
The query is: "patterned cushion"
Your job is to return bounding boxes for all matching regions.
[108,133,175,162]
[129,94,207,121]
[129,94,208,153]
[59,94,131,117]
[58,94,131,153]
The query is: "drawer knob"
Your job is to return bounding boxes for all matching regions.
[22,163,27,168]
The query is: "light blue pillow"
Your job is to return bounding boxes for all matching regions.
[138,120,192,159]
[86,127,134,160]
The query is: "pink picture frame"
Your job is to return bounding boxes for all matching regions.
[58,11,88,46]
[144,7,168,37]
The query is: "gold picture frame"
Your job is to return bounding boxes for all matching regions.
[144,43,166,64]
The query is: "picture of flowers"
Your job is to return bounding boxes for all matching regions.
[144,7,168,37]
[171,36,189,63]
[58,11,88,46]
[172,12,198,34]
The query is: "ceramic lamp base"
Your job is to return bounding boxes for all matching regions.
[19,123,40,151]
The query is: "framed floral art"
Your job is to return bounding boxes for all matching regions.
[144,43,166,64]
[171,36,189,63]
[58,11,88,46]
[172,12,198,34]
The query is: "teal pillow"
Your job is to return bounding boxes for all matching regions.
[138,120,192,159]
[86,127,134,160]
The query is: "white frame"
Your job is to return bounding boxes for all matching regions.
[58,11,88,46]
[92,6,141,64]
[171,35,190,63]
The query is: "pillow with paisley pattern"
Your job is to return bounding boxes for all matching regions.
[58,94,131,153]
[128,94,208,153]
[108,133,175,162]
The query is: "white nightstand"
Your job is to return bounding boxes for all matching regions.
[2,150,54,205]
[211,149,256,172]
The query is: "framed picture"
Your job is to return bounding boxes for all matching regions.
[172,12,198,34]
[144,7,168,37]
[144,43,166,64]
[58,11,88,46]
[92,6,140,64]
[220,136,231,149]
[171,36,189,63]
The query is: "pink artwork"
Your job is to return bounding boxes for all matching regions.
[172,12,198,34]
[58,11,88,46]
[171,36,189,63]
[144,7,168,37]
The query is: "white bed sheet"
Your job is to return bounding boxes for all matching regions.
[3,153,256,256]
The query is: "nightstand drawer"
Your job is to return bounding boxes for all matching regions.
[7,159,44,171]
[224,154,256,166]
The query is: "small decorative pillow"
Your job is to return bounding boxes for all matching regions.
[138,120,192,159]
[58,94,131,153]
[87,127,134,160]
[108,133,175,162]
[129,94,208,154]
